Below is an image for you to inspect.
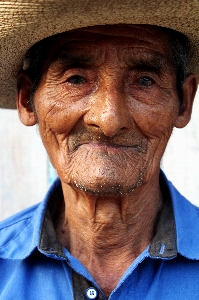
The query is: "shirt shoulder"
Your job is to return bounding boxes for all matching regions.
[164,172,199,259]
[0,202,39,228]
[0,178,61,259]
[0,203,42,259]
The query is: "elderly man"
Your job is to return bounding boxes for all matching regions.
[0,1,199,299]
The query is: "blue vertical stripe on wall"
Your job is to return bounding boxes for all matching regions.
[47,160,57,185]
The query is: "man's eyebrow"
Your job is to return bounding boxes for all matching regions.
[127,54,169,73]
[53,52,94,66]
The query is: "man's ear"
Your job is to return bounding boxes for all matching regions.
[17,71,37,126]
[175,73,198,128]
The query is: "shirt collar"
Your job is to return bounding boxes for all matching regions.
[40,171,178,259]
[1,171,199,260]
[38,181,66,258]
[149,176,177,258]
[168,174,199,259]
[39,173,178,260]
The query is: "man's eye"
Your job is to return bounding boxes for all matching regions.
[139,77,154,86]
[67,75,86,84]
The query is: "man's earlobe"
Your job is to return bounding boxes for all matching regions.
[17,71,37,126]
[175,73,198,129]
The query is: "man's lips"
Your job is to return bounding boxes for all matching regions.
[72,142,146,153]
[67,125,148,153]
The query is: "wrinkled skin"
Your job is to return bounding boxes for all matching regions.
[17,25,197,297]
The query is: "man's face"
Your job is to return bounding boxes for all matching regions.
[21,25,190,195]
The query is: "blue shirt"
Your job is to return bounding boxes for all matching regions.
[1,171,199,299]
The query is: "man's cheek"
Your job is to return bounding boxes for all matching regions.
[39,127,70,171]
[133,104,178,138]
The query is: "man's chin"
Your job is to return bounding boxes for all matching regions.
[71,180,143,196]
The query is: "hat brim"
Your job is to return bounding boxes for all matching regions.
[1,0,199,108]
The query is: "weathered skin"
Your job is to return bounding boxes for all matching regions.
[17,25,197,297]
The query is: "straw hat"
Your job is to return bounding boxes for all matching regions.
[0,0,199,109]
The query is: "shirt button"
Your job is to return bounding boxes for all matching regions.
[86,287,98,299]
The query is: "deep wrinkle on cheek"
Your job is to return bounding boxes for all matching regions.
[126,89,179,141]
[39,123,71,173]
[34,82,82,135]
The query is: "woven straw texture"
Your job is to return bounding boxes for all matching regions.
[0,0,199,108]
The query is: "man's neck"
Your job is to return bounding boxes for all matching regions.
[56,175,163,297]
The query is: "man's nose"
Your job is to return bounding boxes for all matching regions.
[83,80,131,137]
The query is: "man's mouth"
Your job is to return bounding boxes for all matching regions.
[72,141,146,153]
[67,125,148,154]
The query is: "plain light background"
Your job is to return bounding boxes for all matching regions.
[1,90,199,220]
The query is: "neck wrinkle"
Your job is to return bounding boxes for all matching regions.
[56,177,163,262]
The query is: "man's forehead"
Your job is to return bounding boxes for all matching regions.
[49,24,170,63]
[60,24,166,40]
[55,24,169,45]
[76,24,167,39]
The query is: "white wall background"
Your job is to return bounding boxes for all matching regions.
[0,110,48,220]
[0,90,199,220]
[162,90,199,203]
